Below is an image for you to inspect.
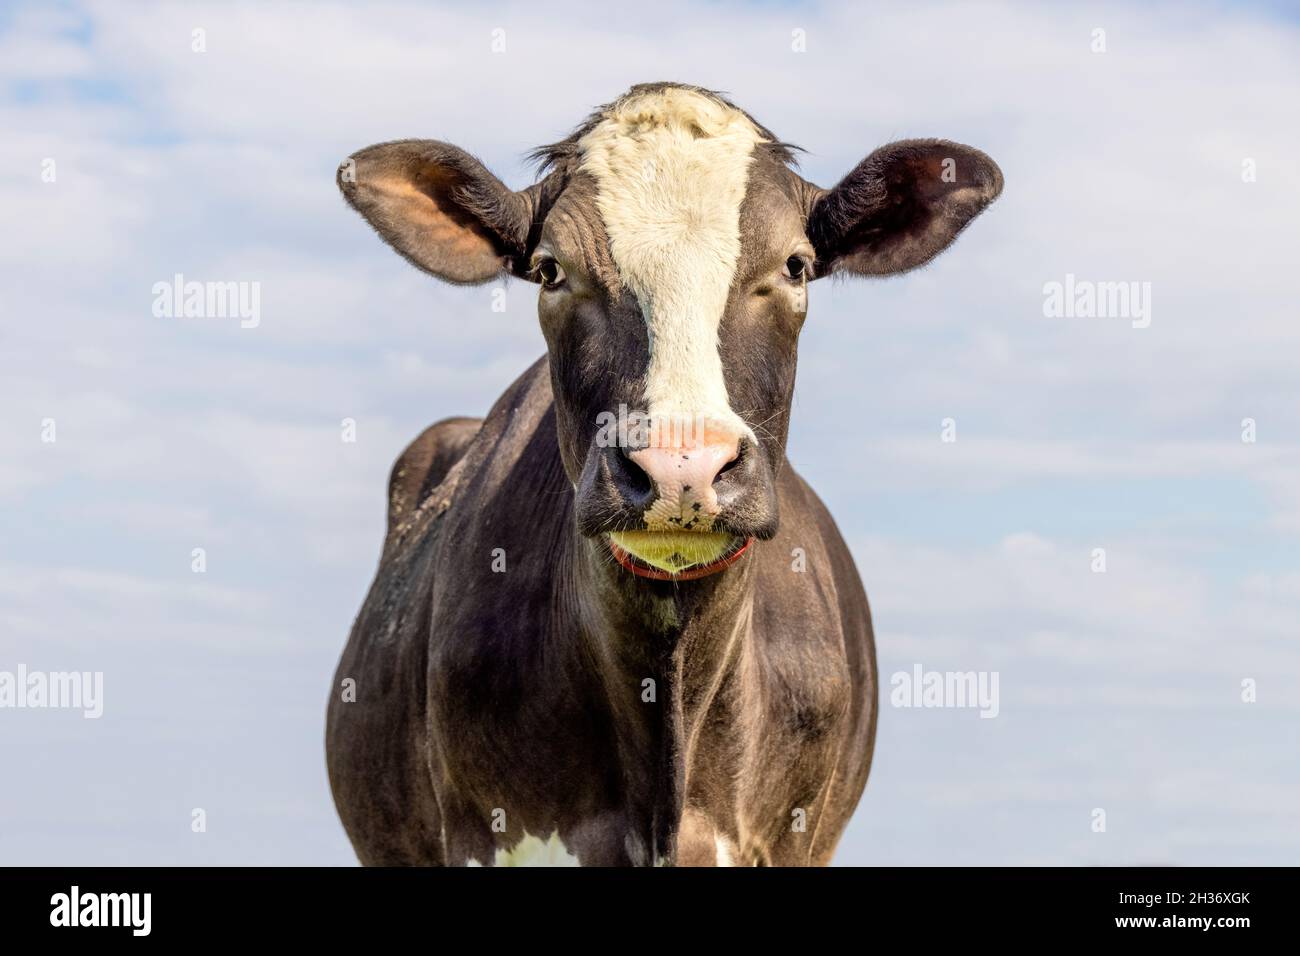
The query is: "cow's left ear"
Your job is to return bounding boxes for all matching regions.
[806,139,1002,278]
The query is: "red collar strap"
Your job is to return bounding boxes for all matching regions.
[609,537,754,581]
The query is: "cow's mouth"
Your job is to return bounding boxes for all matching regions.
[608,530,753,580]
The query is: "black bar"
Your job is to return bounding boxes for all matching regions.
[0,866,1278,942]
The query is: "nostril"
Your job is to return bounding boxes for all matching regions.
[615,447,654,499]
[713,441,747,484]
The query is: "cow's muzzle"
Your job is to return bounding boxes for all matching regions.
[574,426,778,574]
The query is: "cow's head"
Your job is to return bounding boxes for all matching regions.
[340,83,1001,577]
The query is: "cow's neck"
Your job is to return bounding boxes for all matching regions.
[571,534,756,859]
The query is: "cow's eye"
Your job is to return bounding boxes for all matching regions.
[783,256,807,281]
[536,257,566,288]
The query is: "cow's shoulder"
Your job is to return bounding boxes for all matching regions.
[387,416,483,537]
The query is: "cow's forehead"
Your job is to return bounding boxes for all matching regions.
[573,87,765,294]
[550,89,768,434]
[538,89,802,288]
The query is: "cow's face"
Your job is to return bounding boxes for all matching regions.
[340,84,1001,576]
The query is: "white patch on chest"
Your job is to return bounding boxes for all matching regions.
[465,830,582,867]
[577,89,763,441]
[715,834,736,867]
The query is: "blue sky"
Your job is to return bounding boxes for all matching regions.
[1,0,1298,865]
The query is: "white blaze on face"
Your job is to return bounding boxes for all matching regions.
[578,89,763,442]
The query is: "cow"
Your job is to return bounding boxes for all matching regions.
[326,83,1002,866]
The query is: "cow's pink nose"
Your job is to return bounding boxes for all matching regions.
[628,432,740,531]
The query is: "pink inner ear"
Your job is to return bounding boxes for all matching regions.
[340,140,525,286]
[362,172,503,282]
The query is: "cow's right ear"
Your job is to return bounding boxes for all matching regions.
[337,140,536,285]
